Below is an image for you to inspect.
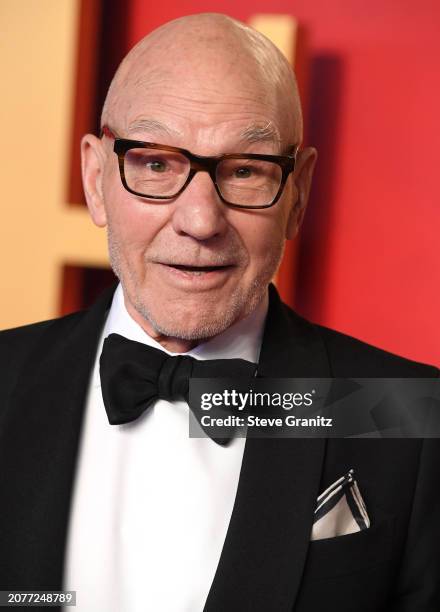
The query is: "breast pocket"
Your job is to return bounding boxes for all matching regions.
[303,512,395,581]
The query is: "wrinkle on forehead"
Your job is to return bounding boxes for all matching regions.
[101,13,303,144]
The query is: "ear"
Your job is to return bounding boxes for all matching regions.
[286,146,317,239]
[81,134,108,227]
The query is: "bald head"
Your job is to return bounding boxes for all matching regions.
[101,13,303,146]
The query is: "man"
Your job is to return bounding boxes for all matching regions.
[0,12,439,612]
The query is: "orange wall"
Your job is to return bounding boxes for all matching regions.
[124,1,440,367]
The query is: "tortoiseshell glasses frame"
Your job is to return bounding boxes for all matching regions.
[101,125,298,209]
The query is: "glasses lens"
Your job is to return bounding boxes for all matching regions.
[123,148,190,197]
[216,158,282,207]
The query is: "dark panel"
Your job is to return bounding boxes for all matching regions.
[67,0,131,205]
[60,264,117,314]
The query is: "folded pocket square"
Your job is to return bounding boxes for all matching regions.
[311,469,370,541]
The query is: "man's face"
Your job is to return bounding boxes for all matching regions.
[83,50,313,343]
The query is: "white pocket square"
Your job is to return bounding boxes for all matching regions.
[311,469,370,541]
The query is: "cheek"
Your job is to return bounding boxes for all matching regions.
[104,184,168,254]
[234,211,288,270]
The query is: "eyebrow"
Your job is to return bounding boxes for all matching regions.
[124,118,288,151]
[126,119,182,139]
[239,122,282,147]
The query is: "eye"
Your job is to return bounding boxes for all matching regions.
[234,166,252,178]
[147,160,167,173]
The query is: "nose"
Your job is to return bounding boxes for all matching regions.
[170,171,228,241]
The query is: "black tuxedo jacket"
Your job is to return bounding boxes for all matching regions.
[1,285,439,611]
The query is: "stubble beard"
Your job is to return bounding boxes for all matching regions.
[107,224,285,341]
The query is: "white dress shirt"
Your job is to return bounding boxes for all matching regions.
[63,284,267,612]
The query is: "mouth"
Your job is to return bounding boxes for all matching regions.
[168,263,233,275]
[154,261,237,289]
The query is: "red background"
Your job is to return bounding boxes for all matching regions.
[72,0,440,366]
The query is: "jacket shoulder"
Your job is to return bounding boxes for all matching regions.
[0,311,87,392]
[0,284,115,411]
[311,319,439,377]
[0,311,86,353]
[272,286,438,376]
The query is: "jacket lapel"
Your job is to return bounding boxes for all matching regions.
[205,285,330,611]
[0,286,115,589]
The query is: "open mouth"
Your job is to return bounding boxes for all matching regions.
[157,261,235,285]
[169,264,231,273]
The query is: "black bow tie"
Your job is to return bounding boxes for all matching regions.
[99,333,257,445]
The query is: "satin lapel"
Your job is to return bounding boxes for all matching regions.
[205,286,331,612]
[0,286,116,589]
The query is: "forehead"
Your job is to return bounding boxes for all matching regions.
[111,66,289,152]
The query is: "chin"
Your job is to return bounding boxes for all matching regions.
[137,300,242,341]
[141,281,268,341]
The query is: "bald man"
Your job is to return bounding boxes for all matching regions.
[0,13,439,612]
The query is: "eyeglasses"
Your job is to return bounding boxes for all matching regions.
[101,125,298,209]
